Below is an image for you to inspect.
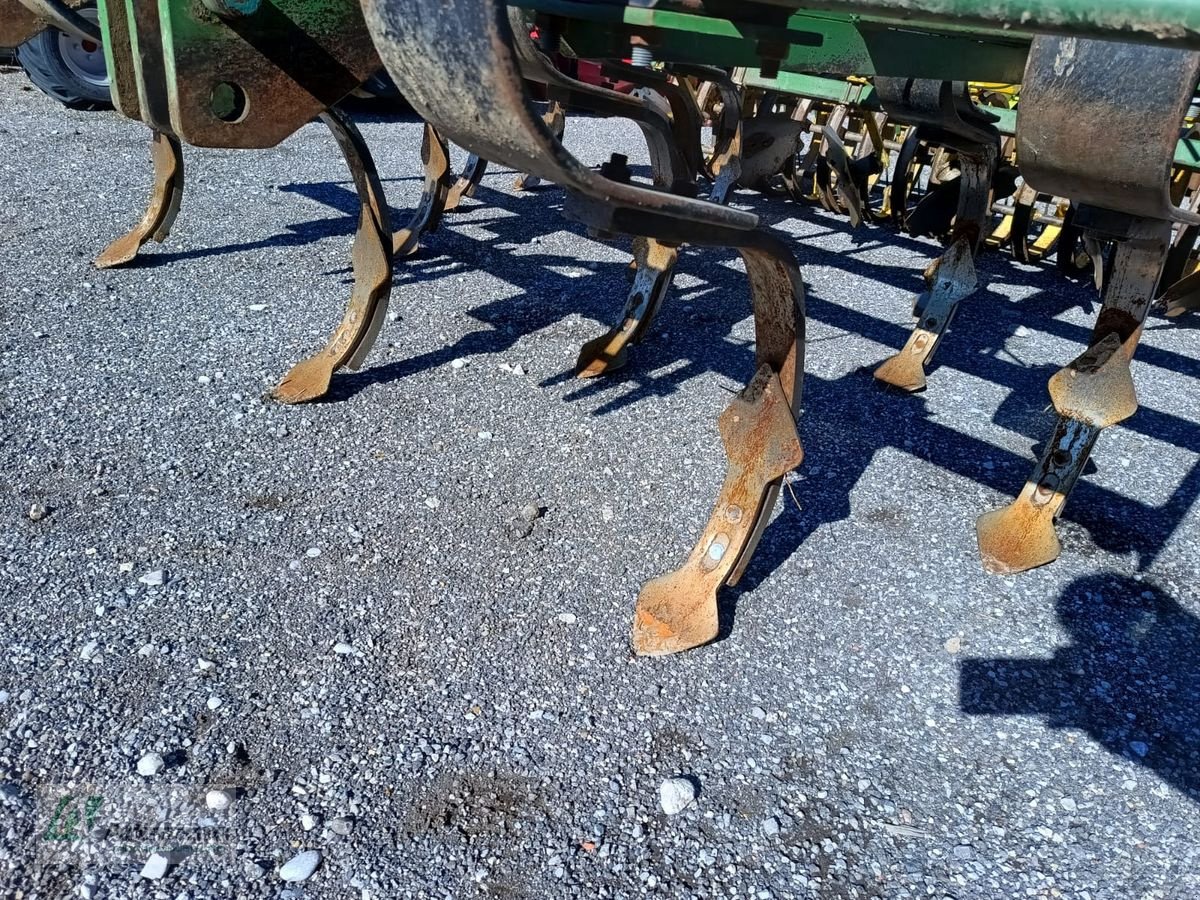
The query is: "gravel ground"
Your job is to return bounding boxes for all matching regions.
[2,69,1199,899]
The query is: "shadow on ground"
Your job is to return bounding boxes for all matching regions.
[961,573,1200,802]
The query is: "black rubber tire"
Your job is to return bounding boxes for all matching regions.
[16,17,112,111]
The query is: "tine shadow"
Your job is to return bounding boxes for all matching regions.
[960,573,1200,802]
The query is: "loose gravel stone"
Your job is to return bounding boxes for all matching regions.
[137,569,165,586]
[278,850,321,883]
[328,817,354,836]
[139,853,169,880]
[136,752,165,777]
[205,790,233,811]
[27,502,47,522]
[659,777,697,815]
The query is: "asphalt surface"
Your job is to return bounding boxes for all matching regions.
[2,70,1200,899]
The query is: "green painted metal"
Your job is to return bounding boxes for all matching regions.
[536,2,1029,82]
[525,0,1200,48]
[1177,136,1200,169]
[987,105,1017,136]
[739,70,879,108]
[751,0,1200,47]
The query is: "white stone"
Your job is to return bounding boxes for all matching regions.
[206,696,222,710]
[137,752,165,777]
[140,853,169,880]
[306,547,322,558]
[138,569,165,586]
[659,777,697,815]
[424,497,441,510]
[333,642,355,655]
[196,658,216,671]
[279,850,321,882]
[28,503,48,522]
[205,790,233,811]
[556,613,577,625]
[80,641,100,661]
[451,358,467,370]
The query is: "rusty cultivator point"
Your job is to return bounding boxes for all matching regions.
[7,0,1200,654]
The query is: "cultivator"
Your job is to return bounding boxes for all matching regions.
[7,0,1200,654]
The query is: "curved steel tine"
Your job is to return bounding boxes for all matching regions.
[820,125,864,227]
[632,235,804,656]
[272,106,393,404]
[393,122,454,257]
[365,0,807,654]
[673,66,744,205]
[503,21,692,377]
[604,59,705,183]
[888,125,924,229]
[95,130,185,269]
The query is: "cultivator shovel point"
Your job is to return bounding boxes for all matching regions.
[392,121,453,257]
[873,234,978,392]
[272,107,393,404]
[94,130,184,269]
[576,236,678,377]
[445,154,488,212]
[977,332,1139,574]
[633,362,803,656]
